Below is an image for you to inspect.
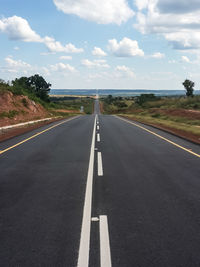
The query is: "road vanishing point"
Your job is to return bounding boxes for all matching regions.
[0,100,200,267]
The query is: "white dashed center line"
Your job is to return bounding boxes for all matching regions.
[77,115,97,267]
[98,152,103,176]
[97,133,100,142]
[99,215,112,267]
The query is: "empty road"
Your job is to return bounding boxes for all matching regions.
[0,100,200,266]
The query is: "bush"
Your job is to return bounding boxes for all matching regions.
[21,98,28,108]
[12,74,51,102]
[136,94,158,106]
[0,110,19,119]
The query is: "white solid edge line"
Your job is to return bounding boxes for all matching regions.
[77,115,97,267]
[98,152,103,176]
[97,133,100,142]
[99,215,112,267]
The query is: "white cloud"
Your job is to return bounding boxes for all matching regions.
[59,55,72,60]
[4,56,31,73]
[181,55,190,63]
[40,52,56,56]
[81,59,110,68]
[150,52,165,58]
[44,37,83,53]
[1,56,77,79]
[92,47,107,57]
[134,0,200,51]
[108,37,144,57]
[50,62,76,72]
[0,16,42,42]
[134,0,148,10]
[5,56,31,68]
[41,67,51,76]
[115,65,135,77]
[0,16,84,54]
[86,73,103,82]
[14,46,19,50]
[53,0,134,25]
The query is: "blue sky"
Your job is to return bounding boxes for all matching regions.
[1,0,200,90]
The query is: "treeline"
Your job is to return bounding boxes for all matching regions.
[104,78,198,108]
[0,74,51,102]
[104,95,128,108]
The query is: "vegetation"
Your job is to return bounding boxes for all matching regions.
[0,76,94,123]
[12,74,51,102]
[182,79,194,97]
[49,96,94,114]
[0,75,51,106]
[101,94,200,141]
[0,110,20,119]
[102,94,200,113]
[103,95,130,113]
[122,113,200,137]
[0,79,10,93]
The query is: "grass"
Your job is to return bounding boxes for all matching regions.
[101,94,200,139]
[49,97,94,114]
[0,110,20,119]
[136,95,200,109]
[102,95,200,113]
[121,113,200,136]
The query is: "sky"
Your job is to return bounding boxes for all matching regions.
[1,0,200,90]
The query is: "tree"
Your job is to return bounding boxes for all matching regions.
[0,79,6,84]
[182,79,194,97]
[105,94,113,104]
[12,77,30,94]
[12,74,51,101]
[0,79,10,92]
[27,74,51,102]
[136,94,157,106]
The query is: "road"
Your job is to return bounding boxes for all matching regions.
[0,100,200,266]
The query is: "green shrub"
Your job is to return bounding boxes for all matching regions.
[151,113,161,118]
[21,98,28,108]
[0,110,19,119]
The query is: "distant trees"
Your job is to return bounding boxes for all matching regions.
[136,93,157,106]
[12,74,51,102]
[182,79,194,97]
[104,94,128,108]
[106,94,113,104]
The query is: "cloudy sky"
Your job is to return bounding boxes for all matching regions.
[1,0,200,90]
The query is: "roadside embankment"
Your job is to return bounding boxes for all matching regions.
[101,96,200,144]
[0,91,50,127]
[0,91,80,142]
[119,112,200,144]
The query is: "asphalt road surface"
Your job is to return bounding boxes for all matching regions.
[0,100,200,267]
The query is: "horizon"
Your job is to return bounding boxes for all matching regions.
[50,88,200,91]
[50,88,200,96]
